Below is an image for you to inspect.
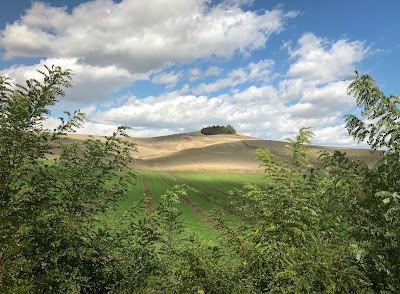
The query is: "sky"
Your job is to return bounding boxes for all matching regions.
[1,0,399,147]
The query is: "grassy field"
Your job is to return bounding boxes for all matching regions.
[101,170,271,245]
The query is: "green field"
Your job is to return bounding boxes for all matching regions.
[101,170,270,244]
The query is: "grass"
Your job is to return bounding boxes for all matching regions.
[96,170,270,245]
[141,170,222,245]
[39,159,265,244]
[101,174,144,227]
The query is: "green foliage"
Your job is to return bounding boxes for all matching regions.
[201,124,236,135]
[285,126,315,169]
[342,72,400,292]
[256,126,315,184]
[227,144,369,293]
[344,70,400,152]
[0,66,144,293]
[238,72,400,293]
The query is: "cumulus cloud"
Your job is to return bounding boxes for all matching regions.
[191,59,274,94]
[286,80,354,118]
[187,68,202,81]
[0,0,296,73]
[89,92,234,130]
[152,71,183,88]
[204,66,223,77]
[287,33,368,82]
[187,66,223,81]
[313,125,369,148]
[232,85,279,103]
[0,57,150,103]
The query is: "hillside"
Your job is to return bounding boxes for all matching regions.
[48,131,382,173]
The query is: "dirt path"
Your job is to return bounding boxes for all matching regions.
[141,174,155,214]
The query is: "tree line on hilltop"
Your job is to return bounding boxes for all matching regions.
[201,124,236,135]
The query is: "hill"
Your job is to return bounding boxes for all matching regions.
[47,131,382,173]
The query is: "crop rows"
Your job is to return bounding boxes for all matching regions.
[101,170,269,244]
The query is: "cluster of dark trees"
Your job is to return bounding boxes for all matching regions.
[200,124,236,135]
[1,67,399,293]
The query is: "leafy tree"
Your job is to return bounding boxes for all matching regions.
[256,126,315,183]
[223,127,369,293]
[344,70,400,152]
[242,72,400,293]
[0,66,142,292]
[342,71,400,292]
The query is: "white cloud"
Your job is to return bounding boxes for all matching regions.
[1,0,296,73]
[191,78,234,95]
[44,115,174,137]
[43,116,62,132]
[204,66,223,77]
[229,59,274,81]
[187,68,202,81]
[286,80,354,118]
[287,33,368,82]
[187,66,224,81]
[232,85,279,103]
[191,59,274,94]
[80,122,174,137]
[152,71,182,88]
[0,57,150,103]
[313,125,368,148]
[89,92,234,129]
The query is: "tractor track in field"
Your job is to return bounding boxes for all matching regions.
[162,172,253,222]
[155,172,226,234]
[167,172,262,222]
[141,174,155,214]
[163,172,226,208]
[190,173,262,214]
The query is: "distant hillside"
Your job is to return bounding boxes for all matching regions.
[47,131,382,173]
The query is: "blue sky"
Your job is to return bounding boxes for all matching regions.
[1,0,399,146]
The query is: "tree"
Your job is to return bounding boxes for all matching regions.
[344,70,400,152]
[256,126,315,183]
[0,66,141,292]
[342,71,400,292]
[225,127,367,293]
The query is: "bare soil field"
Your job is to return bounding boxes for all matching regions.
[47,131,382,173]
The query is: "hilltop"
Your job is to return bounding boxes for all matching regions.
[48,131,382,173]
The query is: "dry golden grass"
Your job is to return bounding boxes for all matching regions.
[47,131,382,173]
